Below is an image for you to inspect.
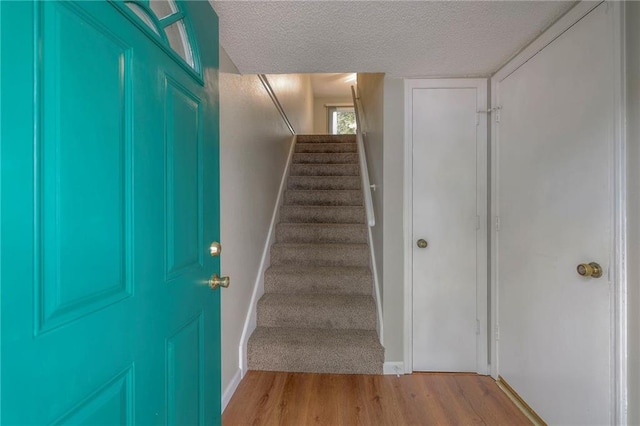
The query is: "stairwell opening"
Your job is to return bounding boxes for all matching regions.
[245,73,384,375]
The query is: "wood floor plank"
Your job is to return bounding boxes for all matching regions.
[386,373,435,424]
[430,375,477,424]
[223,370,285,424]
[223,371,533,425]
[453,375,532,425]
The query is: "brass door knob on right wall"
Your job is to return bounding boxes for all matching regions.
[417,239,428,249]
[577,262,603,278]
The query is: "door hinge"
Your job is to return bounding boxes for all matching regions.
[476,319,481,335]
[495,324,500,341]
[476,215,481,230]
[480,106,502,123]
[495,216,501,231]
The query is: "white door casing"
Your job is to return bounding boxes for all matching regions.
[491,2,626,424]
[404,79,488,374]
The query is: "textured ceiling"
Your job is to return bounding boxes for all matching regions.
[210,1,576,78]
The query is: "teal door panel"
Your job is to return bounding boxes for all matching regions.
[1,1,221,424]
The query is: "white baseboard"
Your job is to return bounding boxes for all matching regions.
[383,362,405,376]
[238,134,297,374]
[367,226,384,346]
[222,368,242,411]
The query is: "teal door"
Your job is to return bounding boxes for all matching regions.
[1,1,221,424]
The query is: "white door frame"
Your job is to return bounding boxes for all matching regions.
[489,2,627,423]
[403,78,489,375]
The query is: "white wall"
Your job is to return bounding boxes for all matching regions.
[353,74,407,365]
[356,73,384,301]
[313,96,353,133]
[382,77,405,363]
[265,73,314,135]
[219,47,312,406]
[626,3,640,424]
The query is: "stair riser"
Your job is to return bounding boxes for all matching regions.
[290,164,359,176]
[264,270,372,295]
[284,190,363,206]
[292,153,358,164]
[271,245,370,267]
[295,143,357,153]
[276,224,367,244]
[287,176,361,190]
[247,358,382,375]
[279,207,365,224]
[247,339,383,375]
[297,135,356,144]
[257,300,376,330]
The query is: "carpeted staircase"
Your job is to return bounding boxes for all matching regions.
[247,134,384,375]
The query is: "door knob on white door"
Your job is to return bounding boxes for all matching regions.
[416,239,428,249]
[577,262,602,278]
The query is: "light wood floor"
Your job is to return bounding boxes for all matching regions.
[223,371,532,425]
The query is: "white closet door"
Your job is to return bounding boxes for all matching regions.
[495,4,613,424]
[409,79,487,373]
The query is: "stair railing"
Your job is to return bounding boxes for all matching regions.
[351,85,375,227]
[259,74,295,135]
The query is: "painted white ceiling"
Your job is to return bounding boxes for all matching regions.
[210,1,576,78]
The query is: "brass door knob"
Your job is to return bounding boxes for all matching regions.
[577,262,603,278]
[209,273,230,290]
[209,241,222,257]
[417,239,428,249]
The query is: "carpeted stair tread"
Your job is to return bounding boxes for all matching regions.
[271,242,370,267]
[295,143,357,153]
[247,134,383,375]
[292,153,359,164]
[276,223,367,244]
[257,293,377,330]
[287,176,361,190]
[247,327,383,374]
[290,164,359,176]
[270,243,370,268]
[279,205,365,224]
[283,189,363,206]
[264,265,372,295]
[297,135,356,144]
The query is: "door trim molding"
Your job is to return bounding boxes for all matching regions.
[490,2,627,423]
[403,78,489,374]
[611,3,628,424]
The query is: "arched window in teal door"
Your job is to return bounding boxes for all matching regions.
[122,0,199,74]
